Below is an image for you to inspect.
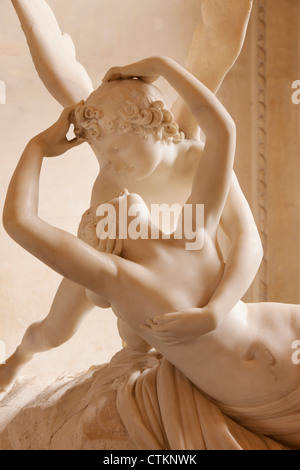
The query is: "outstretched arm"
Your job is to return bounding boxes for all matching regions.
[11,0,94,106]
[3,109,119,299]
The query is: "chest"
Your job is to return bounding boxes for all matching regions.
[114,240,224,328]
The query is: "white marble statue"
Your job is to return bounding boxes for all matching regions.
[4,0,299,451]
[6,0,262,373]
[1,55,300,450]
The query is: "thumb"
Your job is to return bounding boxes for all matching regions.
[68,136,85,147]
[57,136,84,155]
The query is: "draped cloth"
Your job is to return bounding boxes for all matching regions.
[0,347,291,450]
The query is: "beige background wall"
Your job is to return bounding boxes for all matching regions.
[219,0,300,303]
[0,0,299,378]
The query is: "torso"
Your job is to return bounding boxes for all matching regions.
[87,233,300,409]
[111,233,224,328]
[85,139,300,409]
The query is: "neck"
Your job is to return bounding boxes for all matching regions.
[157,139,192,173]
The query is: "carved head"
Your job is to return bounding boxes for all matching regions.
[71,79,184,146]
[71,79,185,180]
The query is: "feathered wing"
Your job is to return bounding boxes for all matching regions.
[12,0,94,107]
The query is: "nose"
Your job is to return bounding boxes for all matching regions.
[119,188,129,197]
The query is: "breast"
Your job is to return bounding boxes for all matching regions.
[164,242,225,310]
[140,239,225,317]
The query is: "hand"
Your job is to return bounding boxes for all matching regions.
[102,57,162,84]
[140,307,217,346]
[97,230,123,256]
[32,104,84,157]
[77,204,123,256]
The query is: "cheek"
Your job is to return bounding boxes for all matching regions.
[143,148,160,170]
[138,143,156,164]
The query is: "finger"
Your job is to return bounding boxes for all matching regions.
[140,320,165,331]
[153,313,177,324]
[64,102,85,117]
[68,101,86,124]
[151,324,170,333]
[148,320,175,333]
[104,74,122,82]
[60,136,82,154]
[139,323,178,343]
[106,236,117,254]
[139,323,151,331]
[98,234,108,252]
[152,333,181,345]
[58,105,83,135]
[139,323,168,335]
[58,109,75,131]
[147,328,171,339]
[68,136,84,147]
[105,223,117,253]
[139,75,160,84]
[102,67,122,82]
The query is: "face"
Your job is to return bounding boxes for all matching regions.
[93,132,164,181]
[96,188,151,242]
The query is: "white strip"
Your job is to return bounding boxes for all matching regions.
[0,341,6,364]
[0,80,6,104]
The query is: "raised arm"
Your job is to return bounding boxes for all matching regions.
[159,58,236,235]
[2,109,119,299]
[11,0,93,106]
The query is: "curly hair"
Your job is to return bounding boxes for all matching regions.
[70,79,185,145]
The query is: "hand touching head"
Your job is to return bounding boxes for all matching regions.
[70,79,184,145]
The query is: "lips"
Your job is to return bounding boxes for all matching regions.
[126,166,135,175]
[121,165,135,175]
